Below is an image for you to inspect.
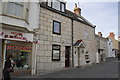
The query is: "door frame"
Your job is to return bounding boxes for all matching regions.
[65,46,70,67]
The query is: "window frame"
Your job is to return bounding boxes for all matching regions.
[53,20,61,35]
[47,0,52,7]
[52,44,61,61]
[46,0,65,12]
[52,0,60,11]
[3,2,29,22]
[60,2,65,12]
[6,2,24,18]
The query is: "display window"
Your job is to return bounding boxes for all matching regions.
[4,40,32,72]
[0,39,3,68]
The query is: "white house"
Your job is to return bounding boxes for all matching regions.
[0,1,40,77]
[107,38,115,58]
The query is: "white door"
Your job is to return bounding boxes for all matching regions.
[74,47,78,67]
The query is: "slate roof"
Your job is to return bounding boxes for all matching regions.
[65,10,95,28]
[40,3,95,28]
[73,40,86,48]
[95,34,108,41]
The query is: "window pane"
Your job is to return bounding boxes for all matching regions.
[15,4,23,17]
[53,50,60,60]
[7,2,15,15]
[61,3,65,12]
[48,0,52,7]
[53,21,60,34]
[52,0,60,11]
[7,2,23,18]
[5,40,32,71]
[25,9,29,21]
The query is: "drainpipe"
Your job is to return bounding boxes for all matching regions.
[71,19,74,67]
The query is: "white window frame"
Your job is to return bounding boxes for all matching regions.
[47,0,65,12]
[3,2,29,22]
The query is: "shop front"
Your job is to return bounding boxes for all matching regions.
[5,40,32,76]
[0,30,35,76]
[0,39,3,78]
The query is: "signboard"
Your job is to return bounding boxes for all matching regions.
[6,45,32,52]
[0,31,33,42]
[0,31,38,44]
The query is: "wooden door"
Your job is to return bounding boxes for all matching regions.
[65,46,70,67]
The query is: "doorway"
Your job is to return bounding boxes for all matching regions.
[65,46,70,67]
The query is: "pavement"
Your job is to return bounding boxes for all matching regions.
[11,58,119,79]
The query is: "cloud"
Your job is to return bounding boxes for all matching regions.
[66,2,118,39]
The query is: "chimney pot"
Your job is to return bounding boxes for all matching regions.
[98,32,102,37]
[74,3,81,15]
[109,32,115,39]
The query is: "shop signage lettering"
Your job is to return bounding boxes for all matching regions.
[0,32,38,44]
[6,45,32,51]
[1,32,27,40]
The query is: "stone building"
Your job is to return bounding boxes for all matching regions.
[95,32,108,63]
[0,1,39,77]
[37,1,72,74]
[36,0,96,73]
[72,4,96,67]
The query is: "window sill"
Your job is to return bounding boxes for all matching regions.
[2,14,29,24]
[53,32,61,35]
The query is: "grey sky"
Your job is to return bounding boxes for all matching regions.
[65,0,118,39]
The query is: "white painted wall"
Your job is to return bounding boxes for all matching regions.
[96,52,99,63]
[29,2,40,31]
[1,2,39,31]
[1,2,40,76]
[107,39,115,57]
[74,47,78,67]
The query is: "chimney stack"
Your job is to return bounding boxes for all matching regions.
[98,32,102,37]
[74,3,81,15]
[109,32,115,39]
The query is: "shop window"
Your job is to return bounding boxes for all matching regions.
[52,44,60,61]
[53,20,61,35]
[0,39,3,67]
[5,40,32,71]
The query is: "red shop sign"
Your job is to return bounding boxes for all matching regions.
[6,45,32,51]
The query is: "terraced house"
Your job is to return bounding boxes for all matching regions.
[95,32,109,63]
[1,0,98,77]
[36,0,96,74]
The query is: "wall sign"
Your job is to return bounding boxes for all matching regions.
[6,45,32,50]
[0,31,38,44]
